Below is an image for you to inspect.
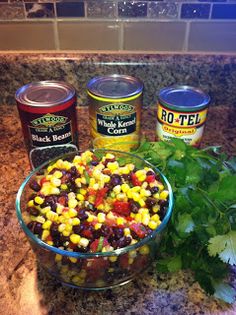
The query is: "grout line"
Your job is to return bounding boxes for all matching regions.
[119,22,124,51]
[183,21,190,52]
[53,3,60,50]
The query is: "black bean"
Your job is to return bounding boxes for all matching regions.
[29,180,41,192]
[100,225,112,238]
[91,160,99,166]
[77,209,88,221]
[146,170,155,176]
[113,227,124,239]
[121,174,131,182]
[145,197,157,208]
[150,186,159,194]
[115,236,131,248]
[73,224,84,234]
[70,166,78,176]
[27,207,40,216]
[34,223,43,236]
[129,200,140,213]
[110,174,122,187]
[50,223,60,238]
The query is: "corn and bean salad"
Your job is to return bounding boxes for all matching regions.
[25,150,169,287]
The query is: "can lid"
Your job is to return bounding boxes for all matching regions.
[87,75,143,99]
[15,81,75,107]
[158,85,210,111]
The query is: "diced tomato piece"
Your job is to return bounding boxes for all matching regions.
[105,218,117,227]
[119,254,129,269]
[88,188,97,196]
[130,223,147,239]
[58,196,67,206]
[40,177,49,186]
[68,242,77,250]
[94,187,109,207]
[81,229,93,239]
[46,235,53,242]
[113,200,130,216]
[131,173,142,186]
[146,175,156,183]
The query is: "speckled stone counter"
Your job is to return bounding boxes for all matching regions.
[1,52,236,107]
[0,104,235,315]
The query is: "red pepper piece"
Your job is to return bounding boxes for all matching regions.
[146,174,156,183]
[130,223,147,239]
[81,229,93,239]
[94,187,109,208]
[113,200,130,216]
[131,173,142,186]
[90,237,109,252]
[40,177,49,186]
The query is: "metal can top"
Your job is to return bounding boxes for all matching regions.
[158,85,210,111]
[15,81,76,107]
[87,75,143,99]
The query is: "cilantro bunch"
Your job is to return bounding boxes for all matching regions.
[132,139,236,304]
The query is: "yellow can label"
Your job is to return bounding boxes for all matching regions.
[157,103,208,146]
[88,91,142,151]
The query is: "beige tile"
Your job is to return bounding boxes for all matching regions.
[0,22,55,50]
[58,21,120,50]
[189,22,236,52]
[123,21,186,51]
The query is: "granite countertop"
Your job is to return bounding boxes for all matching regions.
[0,103,235,315]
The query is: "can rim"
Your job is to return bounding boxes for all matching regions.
[15,80,76,107]
[87,74,143,99]
[158,85,210,111]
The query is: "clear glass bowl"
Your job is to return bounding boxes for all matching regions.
[16,149,173,290]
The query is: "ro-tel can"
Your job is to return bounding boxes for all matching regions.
[87,74,143,151]
[156,85,210,146]
[16,81,78,169]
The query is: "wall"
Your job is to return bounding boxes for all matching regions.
[1,0,236,52]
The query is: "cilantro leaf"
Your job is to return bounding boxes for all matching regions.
[208,231,236,265]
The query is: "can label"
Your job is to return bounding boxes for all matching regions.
[29,113,73,146]
[157,103,208,146]
[89,93,141,151]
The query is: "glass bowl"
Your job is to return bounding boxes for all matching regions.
[16,149,173,290]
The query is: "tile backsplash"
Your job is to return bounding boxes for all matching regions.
[1,0,236,51]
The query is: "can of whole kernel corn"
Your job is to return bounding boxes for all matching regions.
[87,75,143,151]
[156,85,210,146]
[16,81,78,169]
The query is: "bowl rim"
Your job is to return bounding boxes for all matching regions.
[16,148,174,258]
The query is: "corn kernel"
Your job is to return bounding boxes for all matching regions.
[68,199,78,209]
[69,257,77,263]
[72,218,80,226]
[70,234,81,244]
[79,237,90,248]
[27,200,34,207]
[56,204,64,215]
[41,230,50,241]
[106,211,115,220]
[73,155,82,163]
[107,161,119,172]
[89,178,96,187]
[79,188,87,195]
[65,224,73,232]
[116,193,126,201]
[151,214,160,222]
[139,245,150,255]
[128,258,134,265]
[129,250,137,258]
[135,213,142,223]
[132,192,140,202]
[41,206,51,215]
[62,230,70,237]
[68,208,78,218]
[42,220,52,230]
[153,193,160,200]
[148,220,158,230]
[116,217,125,225]
[138,199,145,207]
[142,213,150,226]
[47,241,53,246]
[109,256,118,262]
[55,254,62,262]
[95,223,102,230]
[75,178,82,187]
[131,186,140,192]
[87,214,95,223]
[59,216,66,223]
[103,175,110,183]
[72,275,83,285]
[36,216,45,224]
[46,211,58,222]
[141,182,148,189]
[139,208,149,215]
[157,182,164,191]
[58,223,66,232]
[124,228,131,236]
[159,190,169,200]
[121,183,130,193]
[113,185,121,194]
[51,177,61,187]
[53,170,63,178]
[105,153,115,159]
[60,184,68,190]
[97,212,106,223]
[127,190,133,199]
[34,196,44,205]
[152,204,160,213]
[92,183,99,190]
[127,163,135,171]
